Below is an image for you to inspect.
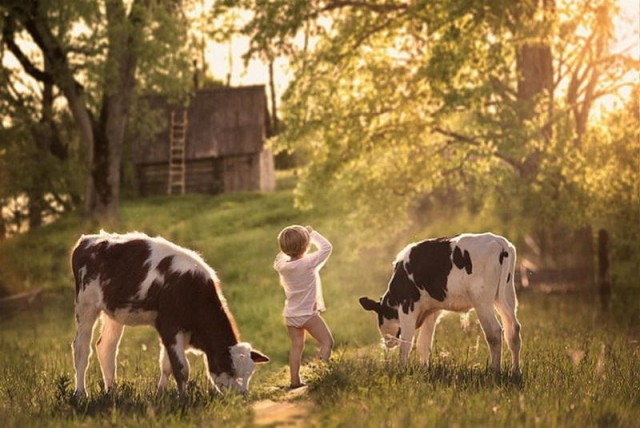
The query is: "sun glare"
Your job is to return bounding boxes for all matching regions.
[2,1,636,112]
[593,0,639,113]
[205,1,639,111]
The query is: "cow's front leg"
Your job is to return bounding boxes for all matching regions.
[156,344,173,395]
[398,316,416,366]
[416,311,442,366]
[158,330,190,394]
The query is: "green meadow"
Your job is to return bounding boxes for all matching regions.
[0,181,638,427]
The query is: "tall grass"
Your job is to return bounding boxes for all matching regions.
[0,182,638,426]
[309,290,640,427]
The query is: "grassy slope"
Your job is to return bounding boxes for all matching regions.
[0,181,638,426]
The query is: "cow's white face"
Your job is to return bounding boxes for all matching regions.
[213,372,235,393]
[215,343,269,394]
[379,316,401,349]
[359,296,401,348]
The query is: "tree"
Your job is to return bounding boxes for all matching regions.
[222,0,638,276]
[0,39,78,236]
[1,0,193,223]
[581,88,640,281]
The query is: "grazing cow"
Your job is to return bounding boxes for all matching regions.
[359,233,521,373]
[71,231,269,397]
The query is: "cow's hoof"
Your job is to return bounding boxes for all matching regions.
[510,368,522,380]
[71,390,88,402]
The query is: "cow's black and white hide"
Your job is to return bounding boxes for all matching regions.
[71,231,269,397]
[360,233,521,373]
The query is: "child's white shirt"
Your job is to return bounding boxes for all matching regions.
[274,230,333,317]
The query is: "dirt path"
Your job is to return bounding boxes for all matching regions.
[252,385,313,427]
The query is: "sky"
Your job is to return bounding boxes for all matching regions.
[204,36,291,99]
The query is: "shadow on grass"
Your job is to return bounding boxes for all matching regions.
[308,355,524,401]
[411,361,524,389]
[53,374,247,419]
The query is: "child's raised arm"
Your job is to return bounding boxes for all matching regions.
[305,229,332,269]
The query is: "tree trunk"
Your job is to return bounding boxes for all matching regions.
[516,43,553,106]
[268,57,279,136]
[515,0,554,171]
[27,59,65,230]
[27,193,45,229]
[85,0,141,223]
[0,208,6,241]
[514,0,594,284]
[90,91,134,223]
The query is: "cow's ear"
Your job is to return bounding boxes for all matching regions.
[359,296,381,313]
[250,350,270,364]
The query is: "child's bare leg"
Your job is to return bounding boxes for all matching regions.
[287,326,305,386]
[304,315,334,361]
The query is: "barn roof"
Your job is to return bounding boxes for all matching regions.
[133,85,269,165]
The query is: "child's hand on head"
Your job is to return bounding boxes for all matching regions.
[305,225,313,233]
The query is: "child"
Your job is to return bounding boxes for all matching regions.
[274,225,334,388]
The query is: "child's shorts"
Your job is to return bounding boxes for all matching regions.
[285,313,317,328]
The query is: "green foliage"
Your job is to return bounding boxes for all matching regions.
[246,1,525,232]
[1,0,200,223]
[221,0,638,267]
[58,0,194,105]
[137,3,194,100]
[0,120,84,237]
[580,93,640,280]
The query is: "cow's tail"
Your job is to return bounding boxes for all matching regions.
[495,239,522,373]
[497,241,518,314]
[71,236,89,301]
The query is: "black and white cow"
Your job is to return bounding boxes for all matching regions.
[71,231,269,397]
[359,233,521,373]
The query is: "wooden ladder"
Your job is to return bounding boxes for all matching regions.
[168,109,187,195]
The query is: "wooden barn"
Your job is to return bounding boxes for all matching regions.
[132,85,276,196]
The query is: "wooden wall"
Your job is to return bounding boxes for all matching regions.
[133,85,268,165]
[188,86,267,159]
[135,150,275,196]
[136,158,223,196]
[132,85,275,196]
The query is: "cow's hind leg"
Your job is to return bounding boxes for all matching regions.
[416,311,442,366]
[475,303,503,373]
[495,301,522,375]
[95,315,125,392]
[72,304,100,397]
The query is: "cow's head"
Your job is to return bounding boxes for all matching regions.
[214,342,269,394]
[359,296,401,348]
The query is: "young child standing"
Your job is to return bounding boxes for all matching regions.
[274,225,334,388]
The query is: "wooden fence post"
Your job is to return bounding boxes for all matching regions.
[598,229,611,310]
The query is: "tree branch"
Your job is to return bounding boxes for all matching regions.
[432,126,525,175]
[1,16,52,83]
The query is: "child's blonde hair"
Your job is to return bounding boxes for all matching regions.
[277,225,310,258]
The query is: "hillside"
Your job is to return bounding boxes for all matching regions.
[0,182,638,426]
[0,181,391,358]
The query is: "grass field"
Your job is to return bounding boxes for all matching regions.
[0,183,638,427]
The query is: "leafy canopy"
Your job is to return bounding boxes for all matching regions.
[222,0,638,240]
